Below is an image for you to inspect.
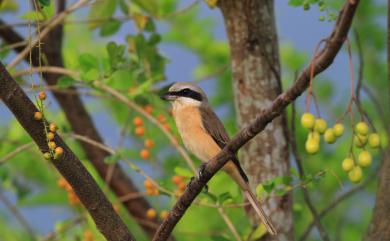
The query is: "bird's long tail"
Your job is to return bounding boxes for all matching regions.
[244,189,277,236]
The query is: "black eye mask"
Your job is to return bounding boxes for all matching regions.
[169,88,203,102]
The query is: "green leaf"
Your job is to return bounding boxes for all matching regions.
[57,76,75,88]
[106,42,126,68]
[88,0,116,29]
[104,153,122,164]
[100,19,122,37]
[20,11,45,21]
[174,167,193,178]
[0,0,19,12]
[262,180,275,193]
[288,0,304,6]
[255,184,265,197]
[218,192,232,203]
[80,69,100,82]
[38,0,50,6]
[201,192,217,202]
[211,236,231,241]
[78,53,99,71]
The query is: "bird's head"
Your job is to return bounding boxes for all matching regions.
[160,82,207,107]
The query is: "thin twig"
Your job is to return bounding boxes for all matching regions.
[0,187,36,239]
[0,142,36,165]
[217,205,243,241]
[12,66,79,79]
[299,173,374,240]
[39,216,84,241]
[7,0,89,69]
[291,102,330,241]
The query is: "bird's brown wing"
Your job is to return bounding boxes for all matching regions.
[200,106,248,182]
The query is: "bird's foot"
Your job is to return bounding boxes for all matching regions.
[187,176,208,193]
[198,163,208,193]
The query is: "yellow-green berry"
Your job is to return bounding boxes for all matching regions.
[314,118,327,134]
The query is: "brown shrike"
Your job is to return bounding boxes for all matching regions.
[161,82,277,236]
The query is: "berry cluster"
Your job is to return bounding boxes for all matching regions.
[301,112,381,183]
[133,105,171,160]
[143,178,160,196]
[171,175,187,197]
[146,208,170,220]
[341,122,380,183]
[301,112,344,154]
[34,91,64,160]
[57,177,81,206]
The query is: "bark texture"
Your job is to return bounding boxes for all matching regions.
[219,1,292,240]
[364,1,390,240]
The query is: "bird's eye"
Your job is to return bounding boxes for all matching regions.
[181,88,190,95]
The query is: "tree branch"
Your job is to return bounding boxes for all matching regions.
[0,5,160,239]
[0,61,134,240]
[152,1,360,240]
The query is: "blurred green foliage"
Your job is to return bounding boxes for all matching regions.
[0,0,387,240]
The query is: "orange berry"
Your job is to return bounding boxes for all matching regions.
[38,91,47,100]
[133,117,143,126]
[48,141,56,150]
[128,87,137,94]
[163,123,171,131]
[144,105,153,114]
[144,139,155,148]
[171,175,183,185]
[157,114,166,123]
[57,178,67,188]
[49,123,58,132]
[55,146,63,154]
[140,149,150,159]
[47,132,55,140]
[64,182,72,192]
[178,182,187,192]
[146,188,155,196]
[54,147,64,159]
[135,127,145,136]
[152,188,160,196]
[174,189,183,197]
[146,208,157,219]
[144,179,154,189]
[160,210,169,220]
[34,111,42,120]
[83,230,93,239]
[68,192,80,205]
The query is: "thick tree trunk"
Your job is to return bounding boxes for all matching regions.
[219,1,293,240]
[364,1,390,240]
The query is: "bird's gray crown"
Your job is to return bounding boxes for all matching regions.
[167,82,208,102]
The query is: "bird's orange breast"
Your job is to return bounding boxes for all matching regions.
[173,106,221,162]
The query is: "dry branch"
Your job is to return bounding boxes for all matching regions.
[152,1,360,240]
[0,61,134,241]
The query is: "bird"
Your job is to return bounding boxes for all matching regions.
[160,82,277,236]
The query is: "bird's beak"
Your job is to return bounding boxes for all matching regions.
[160,92,176,101]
